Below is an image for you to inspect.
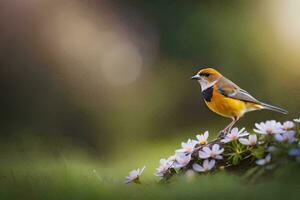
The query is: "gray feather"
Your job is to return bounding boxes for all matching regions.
[216,77,287,114]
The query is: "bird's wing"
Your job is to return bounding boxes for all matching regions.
[216,77,261,104]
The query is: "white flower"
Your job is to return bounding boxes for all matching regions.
[274,131,295,143]
[155,158,173,177]
[282,121,294,131]
[293,118,300,123]
[175,139,197,154]
[289,148,300,157]
[192,159,215,172]
[199,144,224,160]
[266,146,277,153]
[173,152,191,169]
[239,134,257,146]
[256,154,271,165]
[289,141,300,162]
[195,131,209,145]
[254,120,283,135]
[167,154,176,162]
[124,166,145,184]
[221,127,248,143]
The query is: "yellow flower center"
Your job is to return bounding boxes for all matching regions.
[199,140,207,145]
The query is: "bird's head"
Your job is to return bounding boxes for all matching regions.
[191,68,223,91]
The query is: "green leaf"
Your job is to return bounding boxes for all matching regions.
[251,146,265,158]
[232,154,242,165]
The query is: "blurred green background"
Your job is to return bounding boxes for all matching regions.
[0,0,300,199]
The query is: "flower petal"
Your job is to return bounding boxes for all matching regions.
[289,149,300,156]
[207,159,216,169]
[212,144,220,152]
[192,163,204,172]
[204,131,209,140]
[239,138,250,145]
[202,146,211,154]
[199,150,209,159]
[231,127,238,134]
[256,159,266,165]
[221,138,231,143]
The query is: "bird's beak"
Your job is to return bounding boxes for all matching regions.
[191,74,201,80]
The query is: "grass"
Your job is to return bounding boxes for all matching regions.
[1,130,300,200]
[1,160,300,200]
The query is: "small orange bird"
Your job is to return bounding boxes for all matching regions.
[191,68,287,134]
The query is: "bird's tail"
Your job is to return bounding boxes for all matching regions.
[260,102,288,114]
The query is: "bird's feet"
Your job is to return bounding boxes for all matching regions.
[218,129,229,139]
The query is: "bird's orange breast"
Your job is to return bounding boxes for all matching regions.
[204,85,248,118]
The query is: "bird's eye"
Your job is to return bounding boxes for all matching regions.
[200,73,210,77]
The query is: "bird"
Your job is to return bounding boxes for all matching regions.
[191,67,287,135]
